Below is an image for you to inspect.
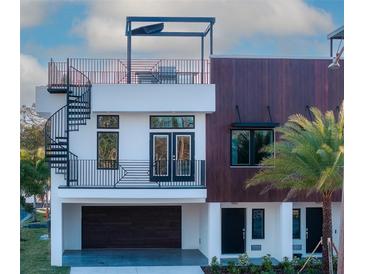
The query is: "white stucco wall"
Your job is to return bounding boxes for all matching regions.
[35,84,215,116]
[60,203,203,254]
[278,202,293,260]
[69,112,206,161]
[182,204,201,249]
[35,86,66,117]
[220,203,289,260]
[51,170,63,266]
[92,84,215,113]
[62,204,81,250]
[292,202,341,257]
[199,203,221,260]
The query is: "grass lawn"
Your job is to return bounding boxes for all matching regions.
[20,211,70,274]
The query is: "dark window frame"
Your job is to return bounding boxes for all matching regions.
[97,131,119,170]
[97,115,119,129]
[230,129,250,165]
[252,208,265,239]
[230,128,274,166]
[150,115,195,129]
[293,208,301,239]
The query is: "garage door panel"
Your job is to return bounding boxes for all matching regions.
[82,206,181,249]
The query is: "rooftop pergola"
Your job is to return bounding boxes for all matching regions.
[328,26,344,57]
[125,16,216,83]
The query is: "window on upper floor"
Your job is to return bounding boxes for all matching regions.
[252,208,265,239]
[150,116,194,129]
[97,115,119,129]
[231,129,274,166]
[97,132,119,169]
[293,209,301,239]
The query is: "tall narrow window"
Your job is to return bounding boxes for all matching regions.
[293,209,301,239]
[97,132,119,169]
[252,209,265,239]
[153,135,169,176]
[176,135,191,176]
[231,130,250,165]
[253,130,274,165]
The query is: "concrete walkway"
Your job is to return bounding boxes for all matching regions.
[63,249,208,267]
[70,266,204,274]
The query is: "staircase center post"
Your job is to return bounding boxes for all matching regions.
[66,58,70,186]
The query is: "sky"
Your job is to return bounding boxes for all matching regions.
[20,0,344,106]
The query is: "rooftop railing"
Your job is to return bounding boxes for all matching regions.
[48,58,210,87]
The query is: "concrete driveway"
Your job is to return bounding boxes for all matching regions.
[70,266,204,274]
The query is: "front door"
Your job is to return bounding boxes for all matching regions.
[306,207,323,253]
[150,132,195,182]
[221,208,246,254]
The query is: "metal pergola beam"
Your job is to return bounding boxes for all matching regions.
[125,16,215,84]
[127,16,215,23]
[131,32,205,37]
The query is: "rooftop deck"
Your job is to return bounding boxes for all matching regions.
[48,58,210,89]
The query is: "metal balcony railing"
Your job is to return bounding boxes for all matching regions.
[48,58,210,87]
[61,159,206,188]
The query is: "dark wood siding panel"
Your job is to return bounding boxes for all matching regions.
[207,58,344,202]
[82,206,181,248]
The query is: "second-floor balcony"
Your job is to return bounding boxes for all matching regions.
[48,58,210,90]
[53,159,206,189]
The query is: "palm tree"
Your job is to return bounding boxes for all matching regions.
[247,104,343,274]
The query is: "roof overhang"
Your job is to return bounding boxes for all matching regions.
[231,122,280,129]
[327,26,344,40]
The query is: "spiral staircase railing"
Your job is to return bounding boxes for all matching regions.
[45,59,92,185]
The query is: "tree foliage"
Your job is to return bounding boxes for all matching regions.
[247,103,344,198]
[247,103,343,274]
[20,104,46,150]
[20,148,50,197]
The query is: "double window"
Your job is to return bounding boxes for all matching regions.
[97,115,119,169]
[231,129,274,166]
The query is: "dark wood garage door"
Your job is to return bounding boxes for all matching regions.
[82,206,181,249]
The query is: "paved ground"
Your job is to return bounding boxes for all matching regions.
[70,266,204,274]
[20,208,32,223]
[63,249,208,267]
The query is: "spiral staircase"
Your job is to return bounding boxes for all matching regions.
[44,61,92,186]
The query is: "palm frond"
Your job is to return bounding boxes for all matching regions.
[247,103,344,197]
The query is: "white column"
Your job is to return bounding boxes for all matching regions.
[199,202,221,261]
[63,204,82,250]
[207,202,221,260]
[182,204,200,249]
[50,172,63,266]
[279,202,293,260]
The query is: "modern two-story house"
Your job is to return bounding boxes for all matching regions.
[35,17,343,267]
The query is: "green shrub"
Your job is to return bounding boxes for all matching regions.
[248,264,260,274]
[261,254,273,272]
[210,256,221,274]
[227,260,240,274]
[280,257,295,274]
[238,253,249,267]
